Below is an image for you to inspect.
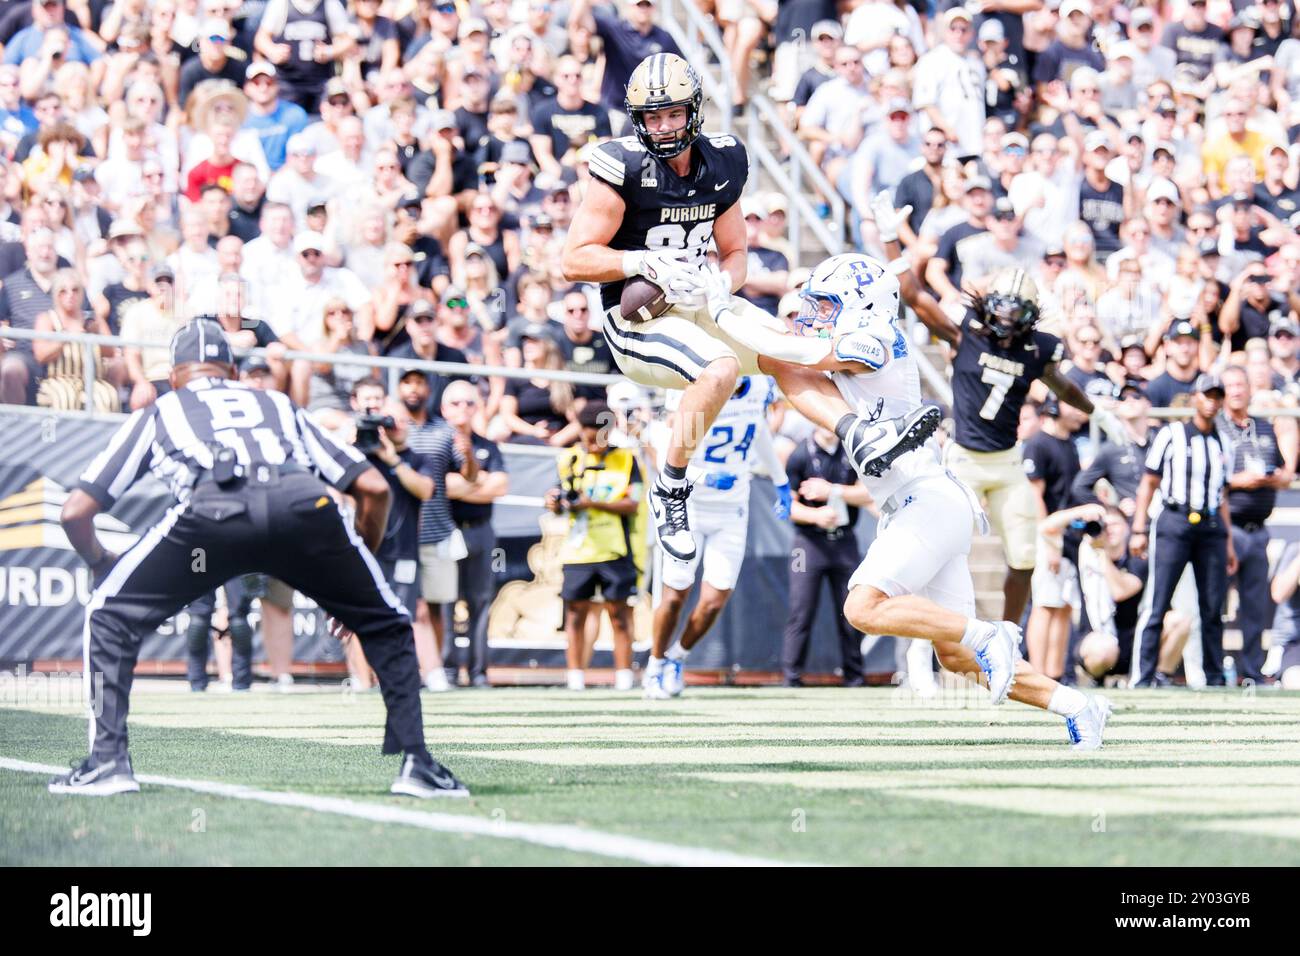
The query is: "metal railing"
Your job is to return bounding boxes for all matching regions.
[657,0,733,136]
[0,326,622,415]
[658,0,847,265]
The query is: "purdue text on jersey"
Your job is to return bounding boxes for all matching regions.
[587,133,748,312]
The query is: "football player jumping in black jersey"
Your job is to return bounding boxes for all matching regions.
[871,192,1125,625]
[563,54,938,563]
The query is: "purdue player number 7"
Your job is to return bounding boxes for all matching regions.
[870,192,1127,624]
[562,54,939,563]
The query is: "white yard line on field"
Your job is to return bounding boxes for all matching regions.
[0,758,804,868]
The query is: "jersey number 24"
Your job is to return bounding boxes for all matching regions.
[703,423,755,463]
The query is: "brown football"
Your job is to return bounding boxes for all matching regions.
[620,276,670,323]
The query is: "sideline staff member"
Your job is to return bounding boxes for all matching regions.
[51,320,468,799]
[1130,373,1238,687]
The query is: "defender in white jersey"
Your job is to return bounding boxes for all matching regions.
[644,376,792,698]
[701,256,1112,749]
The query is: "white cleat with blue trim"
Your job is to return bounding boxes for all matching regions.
[660,658,685,697]
[975,621,1021,705]
[1066,695,1112,752]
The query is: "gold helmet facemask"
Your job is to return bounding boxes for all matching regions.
[625,53,704,159]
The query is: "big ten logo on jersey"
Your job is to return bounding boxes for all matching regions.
[639,153,657,188]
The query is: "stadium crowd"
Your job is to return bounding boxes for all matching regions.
[1,0,1299,689]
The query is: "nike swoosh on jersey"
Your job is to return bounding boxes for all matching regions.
[714,180,730,190]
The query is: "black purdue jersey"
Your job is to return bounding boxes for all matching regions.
[953,312,1065,453]
[586,133,748,311]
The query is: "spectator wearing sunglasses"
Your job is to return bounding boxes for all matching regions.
[179,19,247,109]
[388,294,472,419]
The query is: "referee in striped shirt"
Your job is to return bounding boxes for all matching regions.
[1129,373,1239,687]
[48,319,468,799]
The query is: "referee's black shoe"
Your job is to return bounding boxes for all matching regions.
[837,406,941,479]
[391,754,470,799]
[48,755,139,796]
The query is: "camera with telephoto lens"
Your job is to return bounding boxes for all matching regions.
[1070,518,1104,538]
[354,413,396,456]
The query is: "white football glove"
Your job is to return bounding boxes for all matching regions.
[701,264,734,325]
[870,190,912,245]
[1091,406,1127,445]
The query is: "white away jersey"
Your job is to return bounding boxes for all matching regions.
[661,376,776,507]
[830,314,946,502]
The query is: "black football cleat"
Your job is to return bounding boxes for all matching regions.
[841,405,941,478]
[390,754,470,799]
[649,479,696,562]
[48,756,140,796]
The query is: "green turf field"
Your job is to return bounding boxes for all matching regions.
[3,680,1300,866]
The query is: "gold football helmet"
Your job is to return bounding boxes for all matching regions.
[972,268,1041,342]
[625,53,704,159]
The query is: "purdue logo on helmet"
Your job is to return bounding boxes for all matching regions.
[625,53,704,159]
[970,267,1040,342]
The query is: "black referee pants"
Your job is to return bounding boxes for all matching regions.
[1135,510,1229,686]
[1229,524,1273,682]
[85,472,428,765]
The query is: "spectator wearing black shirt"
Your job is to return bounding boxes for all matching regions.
[455,66,493,155]
[1219,364,1292,683]
[179,20,246,108]
[93,236,150,336]
[529,55,611,180]
[407,111,480,242]
[1254,0,1290,59]
[555,287,614,402]
[893,130,947,246]
[1032,0,1106,91]
[737,198,790,318]
[978,18,1028,129]
[389,299,471,419]
[1146,320,1204,410]
[925,175,992,303]
[1221,261,1288,353]
[569,0,681,119]
[1078,130,1126,256]
[1255,142,1300,221]
[441,380,509,687]
[1061,324,1115,404]
[496,325,580,446]
[1023,398,1086,681]
[392,197,451,296]
[790,18,840,119]
[1161,0,1226,83]
[227,162,265,242]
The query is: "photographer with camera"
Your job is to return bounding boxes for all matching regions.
[1073,504,1165,686]
[545,400,642,692]
[349,376,472,692]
